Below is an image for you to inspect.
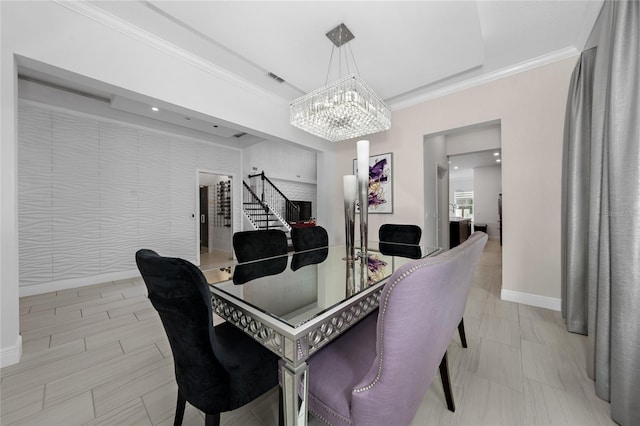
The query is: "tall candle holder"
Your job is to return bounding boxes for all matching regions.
[356,140,370,258]
[345,258,356,296]
[343,175,357,261]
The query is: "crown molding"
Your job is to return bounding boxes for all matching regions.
[54,1,288,106]
[389,47,580,111]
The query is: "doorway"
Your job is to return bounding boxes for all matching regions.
[424,120,503,291]
[197,171,234,269]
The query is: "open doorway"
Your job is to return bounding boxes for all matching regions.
[198,171,233,269]
[424,120,502,282]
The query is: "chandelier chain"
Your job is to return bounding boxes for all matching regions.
[325,45,336,86]
[347,43,361,78]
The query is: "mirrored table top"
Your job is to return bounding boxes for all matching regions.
[205,242,440,329]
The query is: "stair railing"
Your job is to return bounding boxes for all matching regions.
[242,181,272,229]
[248,171,300,224]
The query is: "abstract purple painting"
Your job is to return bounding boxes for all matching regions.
[353,152,393,214]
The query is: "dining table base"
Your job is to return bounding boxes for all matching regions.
[281,361,309,426]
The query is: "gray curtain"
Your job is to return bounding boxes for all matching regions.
[562,46,596,334]
[562,1,640,425]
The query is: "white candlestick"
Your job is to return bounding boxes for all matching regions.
[356,140,370,257]
[343,175,357,261]
[343,175,357,203]
[356,140,370,183]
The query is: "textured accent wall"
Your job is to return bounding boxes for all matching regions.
[18,101,241,289]
[271,179,318,219]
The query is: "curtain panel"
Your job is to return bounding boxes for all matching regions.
[562,1,640,425]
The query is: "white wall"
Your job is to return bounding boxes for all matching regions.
[243,139,318,219]
[243,140,317,184]
[423,135,448,247]
[18,100,243,294]
[474,166,502,237]
[446,123,501,156]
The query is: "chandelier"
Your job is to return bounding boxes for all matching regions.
[290,23,391,142]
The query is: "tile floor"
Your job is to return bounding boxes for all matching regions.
[1,240,615,425]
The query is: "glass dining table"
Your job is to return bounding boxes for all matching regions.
[204,241,441,426]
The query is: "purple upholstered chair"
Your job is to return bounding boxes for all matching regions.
[306,232,488,426]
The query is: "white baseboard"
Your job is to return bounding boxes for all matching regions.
[1,335,22,368]
[19,269,141,297]
[501,289,561,311]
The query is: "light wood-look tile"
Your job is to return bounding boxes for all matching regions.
[0,338,85,378]
[55,293,124,316]
[1,341,123,397]
[478,315,521,348]
[113,317,167,354]
[19,307,81,331]
[43,345,164,408]
[155,403,203,426]
[85,397,152,426]
[20,311,110,342]
[469,338,524,392]
[0,385,45,425]
[92,356,173,417]
[523,378,616,426]
[49,313,136,347]
[10,390,95,426]
[18,335,52,357]
[141,379,181,425]
[451,373,525,426]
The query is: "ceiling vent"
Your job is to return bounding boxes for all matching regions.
[267,72,285,83]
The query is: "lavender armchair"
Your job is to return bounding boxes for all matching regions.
[306,232,488,426]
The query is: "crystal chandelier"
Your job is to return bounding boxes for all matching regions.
[290,23,391,142]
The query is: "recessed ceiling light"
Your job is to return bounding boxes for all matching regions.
[151,107,159,112]
[454,166,459,170]
[448,161,451,164]
[493,152,500,156]
[185,117,191,121]
[213,125,218,128]
[496,159,501,163]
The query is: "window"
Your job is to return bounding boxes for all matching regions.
[454,191,473,218]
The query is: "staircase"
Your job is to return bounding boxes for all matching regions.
[242,181,291,232]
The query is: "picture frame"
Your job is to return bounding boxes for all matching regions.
[353,152,393,214]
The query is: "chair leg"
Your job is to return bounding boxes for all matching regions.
[439,351,455,412]
[204,413,220,426]
[278,386,284,426]
[174,392,186,426]
[458,318,468,348]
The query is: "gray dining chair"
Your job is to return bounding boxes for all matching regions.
[306,232,488,426]
[135,249,281,426]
